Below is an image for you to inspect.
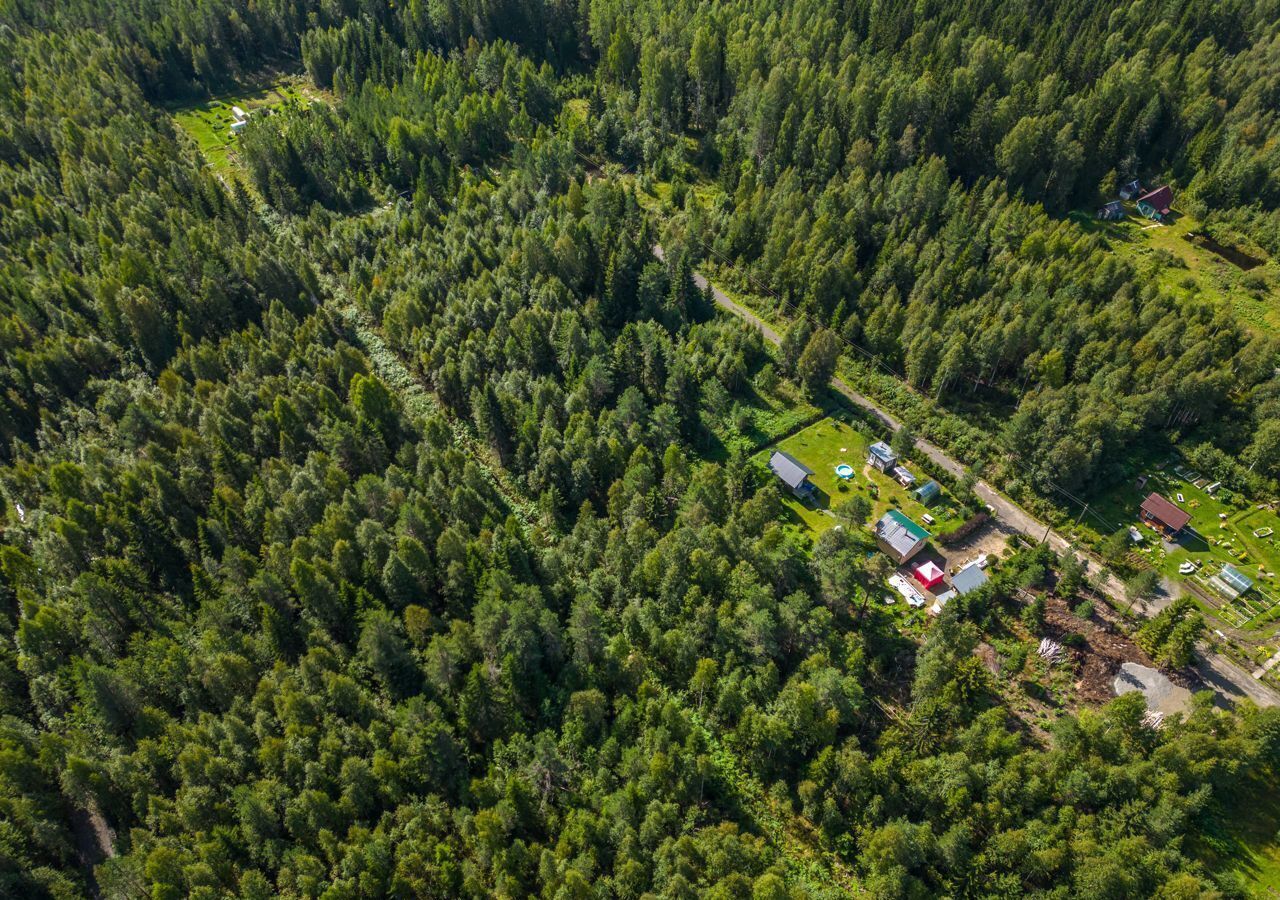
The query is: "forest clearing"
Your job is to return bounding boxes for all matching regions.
[6,0,1280,898]
[170,74,331,180]
[1073,207,1280,334]
[761,417,967,540]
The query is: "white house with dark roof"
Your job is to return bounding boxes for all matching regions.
[868,441,897,472]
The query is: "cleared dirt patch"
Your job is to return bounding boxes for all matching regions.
[1039,595,1183,705]
[1114,662,1193,715]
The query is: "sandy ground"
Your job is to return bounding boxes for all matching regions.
[935,521,1015,573]
[1114,662,1193,715]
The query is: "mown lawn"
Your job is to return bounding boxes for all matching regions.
[759,417,966,540]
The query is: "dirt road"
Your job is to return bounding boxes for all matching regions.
[661,247,1280,708]
[1195,652,1280,708]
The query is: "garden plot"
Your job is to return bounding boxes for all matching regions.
[1194,573,1280,629]
[1098,471,1280,585]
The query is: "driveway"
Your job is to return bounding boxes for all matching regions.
[657,245,1280,708]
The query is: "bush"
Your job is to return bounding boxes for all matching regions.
[937,511,991,547]
[1073,599,1094,620]
[999,642,1028,674]
[834,496,871,525]
[1124,568,1161,602]
[1021,596,1046,633]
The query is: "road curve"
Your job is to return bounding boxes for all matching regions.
[658,245,1280,708]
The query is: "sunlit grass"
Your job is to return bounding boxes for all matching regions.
[761,416,967,540]
[169,74,332,182]
[1072,207,1279,334]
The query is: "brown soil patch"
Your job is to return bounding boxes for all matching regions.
[1040,595,1167,705]
[975,642,1001,675]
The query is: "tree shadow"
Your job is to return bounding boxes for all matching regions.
[776,499,814,530]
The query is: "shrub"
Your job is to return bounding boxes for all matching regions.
[937,511,991,547]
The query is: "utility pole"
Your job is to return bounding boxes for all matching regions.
[1074,503,1089,529]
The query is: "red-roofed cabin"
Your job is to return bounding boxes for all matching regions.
[1137,186,1174,221]
[1139,492,1191,537]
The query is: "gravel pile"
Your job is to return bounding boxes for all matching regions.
[1113,662,1192,715]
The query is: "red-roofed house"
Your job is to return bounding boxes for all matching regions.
[1139,492,1191,537]
[1137,186,1174,221]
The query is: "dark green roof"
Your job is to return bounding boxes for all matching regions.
[885,508,929,541]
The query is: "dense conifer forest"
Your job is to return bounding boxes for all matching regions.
[3,0,1280,897]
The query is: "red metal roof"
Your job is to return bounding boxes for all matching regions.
[1140,493,1191,531]
[1137,185,1174,214]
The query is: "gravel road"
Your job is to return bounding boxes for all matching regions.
[661,247,1280,708]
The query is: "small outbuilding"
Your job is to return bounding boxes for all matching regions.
[951,560,989,596]
[913,480,940,505]
[1119,179,1143,200]
[1097,200,1125,221]
[1136,186,1174,221]
[892,465,916,487]
[875,510,930,564]
[928,589,956,615]
[768,450,816,500]
[867,441,897,472]
[1139,492,1191,537]
[913,560,945,590]
[1211,563,1253,599]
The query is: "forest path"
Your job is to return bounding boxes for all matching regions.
[664,688,864,898]
[656,245,1280,709]
[333,296,544,539]
[256,200,544,539]
[70,804,115,897]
